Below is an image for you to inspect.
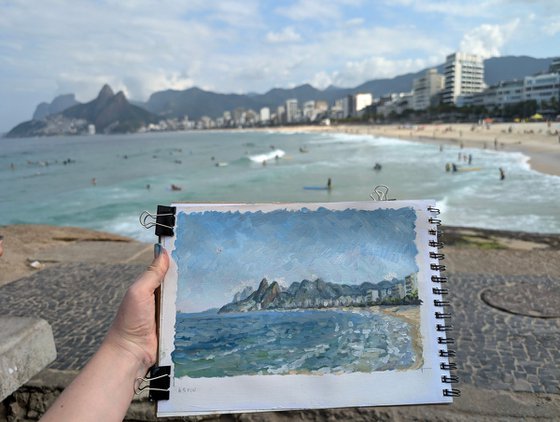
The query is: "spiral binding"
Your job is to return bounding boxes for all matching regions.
[427,205,460,398]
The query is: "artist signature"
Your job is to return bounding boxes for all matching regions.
[177,387,197,393]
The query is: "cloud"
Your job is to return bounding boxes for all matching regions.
[543,17,560,36]
[459,19,519,58]
[275,0,363,22]
[266,27,302,43]
[323,56,442,88]
[385,0,498,18]
[310,71,333,89]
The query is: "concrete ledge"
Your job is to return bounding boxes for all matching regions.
[0,317,56,401]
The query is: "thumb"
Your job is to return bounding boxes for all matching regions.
[137,247,170,293]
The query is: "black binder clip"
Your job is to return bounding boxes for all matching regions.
[139,205,176,237]
[134,365,171,401]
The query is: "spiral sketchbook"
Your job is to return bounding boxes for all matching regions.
[143,200,458,417]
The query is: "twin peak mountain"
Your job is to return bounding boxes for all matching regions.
[218,277,410,313]
[7,84,157,138]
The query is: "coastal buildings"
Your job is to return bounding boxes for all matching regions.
[28,52,557,136]
[468,80,524,108]
[260,107,270,123]
[462,58,560,109]
[354,93,373,114]
[377,92,413,117]
[442,52,485,105]
[523,72,560,104]
[285,99,298,123]
[341,95,354,118]
[412,69,444,110]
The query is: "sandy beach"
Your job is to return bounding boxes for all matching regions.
[280,121,560,177]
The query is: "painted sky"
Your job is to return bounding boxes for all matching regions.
[1,0,559,131]
[173,206,419,312]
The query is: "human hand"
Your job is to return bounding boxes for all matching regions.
[104,246,169,375]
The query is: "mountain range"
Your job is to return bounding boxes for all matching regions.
[140,55,553,121]
[218,277,404,313]
[6,55,554,137]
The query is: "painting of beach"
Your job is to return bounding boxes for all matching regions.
[171,204,423,378]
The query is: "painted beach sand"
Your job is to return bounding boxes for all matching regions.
[171,206,423,378]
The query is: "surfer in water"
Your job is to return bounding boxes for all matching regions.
[327,178,332,190]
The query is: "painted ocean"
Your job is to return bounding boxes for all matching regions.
[1,130,560,236]
[173,308,417,378]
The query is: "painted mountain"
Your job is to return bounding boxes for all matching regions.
[218,276,419,313]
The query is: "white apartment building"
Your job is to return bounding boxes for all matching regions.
[260,107,270,123]
[276,105,286,124]
[469,80,524,108]
[465,70,559,109]
[523,73,560,104]
[285,99,299,123]
[412,69,444,110]
[315,100,329,113]
[377,92,413,117]
[303,100,315,120]
[354,93,373,113]
[442,52,485,105]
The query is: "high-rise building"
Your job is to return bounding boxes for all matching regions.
[549,57,560,74]
[412,69,444,110]
[354,93,373,113]
[285,99,299,123]
[276,105,286,124]
[303,101,315,120]
[341,95,354,118]
[260,107,270,123]
[442,52,485,105]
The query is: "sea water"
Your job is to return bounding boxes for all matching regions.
[173,308,416,378]
[1,130,559,239]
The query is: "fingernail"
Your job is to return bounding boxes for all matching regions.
[154,243,162,258]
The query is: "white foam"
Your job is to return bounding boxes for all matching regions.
[248,149,286,162]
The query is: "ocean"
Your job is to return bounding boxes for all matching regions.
[172,308,417,378]
[1,130,559,239]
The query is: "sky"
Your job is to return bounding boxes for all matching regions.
[172,207,419,312]
[1,0,559,132]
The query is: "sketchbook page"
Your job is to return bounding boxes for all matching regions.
[158,201,452,417]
